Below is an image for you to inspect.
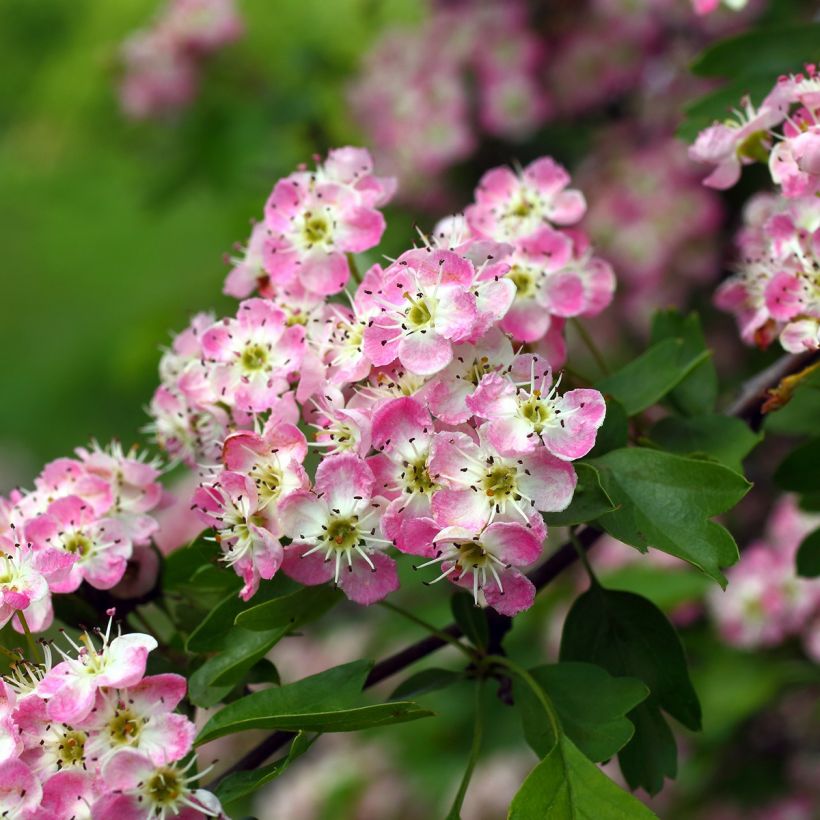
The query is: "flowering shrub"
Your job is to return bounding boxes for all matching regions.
[3,4,820,818]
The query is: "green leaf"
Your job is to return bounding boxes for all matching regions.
[188,627,289,708]
[234,586,342,631]
[796,528,820,578]
[590,448,749,585]
[197,660,433,743]
[389,668,462,700]
[515,663,649,763]
[765,369,820,436]
[451,592,489,651]
[543,463,616,527]
[560,586,701,794]
[596,339,711,417]
[774,437,820,494]
[588,397,628,458]
[692,23,820,79]
[163,539,235,593]
[602,564,711,610]
[215,732,314,805]
[650,311,718,417]
[508,735,658,819]
[648,415,762,472]
[186,591,248,653]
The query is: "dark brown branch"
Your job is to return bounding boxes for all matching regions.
[208,351,814,788]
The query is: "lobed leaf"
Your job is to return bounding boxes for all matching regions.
[543,463,616,527]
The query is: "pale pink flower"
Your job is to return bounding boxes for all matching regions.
[192,471,282,600]
[28,770,97,820]
[0,759,41,817]
[280,454,397,605]
[468,355,606,459]
[429,430,576,531]
[93,749,221,819]
[201,298,305,413]
[39,622,157,725]
[0,543,52,630]
[223,220,270,299]
[466,158,587,242]
[303,388,373,457]
[362,248,479,376]
[416,521,541,616]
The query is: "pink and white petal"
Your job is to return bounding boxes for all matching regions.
[541,271,586,316]
[780,318,820,352]
[398,332,453,376]
[140,713,196,765]
[46,676,97,724]
[371,397,430,452]
[341,206,386,253]
[429,432,482,486]
[281,543,335,586]
[499,300,552,343]
[128,673,188,713]
[466,372,519,420]
[431,489,491,531]
[338,551,399,605]
[484,417,538,456]
[0,759,42,815]
[482,569,536,616]
[300,250,350,296]
[396,516,440,558]
[434,288,479,343]
[517,451,577,512]
[363,318,402,366]
[279,492,328,540]
[483,523,542,567]
[35,770,94,820]
[98,633,158,688]
[548,189,586,225]
[314,453,374,511]
[101,748,155,790]
[764,271,803,322]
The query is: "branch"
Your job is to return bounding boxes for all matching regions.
[209,350,816,787]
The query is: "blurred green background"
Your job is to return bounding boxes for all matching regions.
[0,0,420,487]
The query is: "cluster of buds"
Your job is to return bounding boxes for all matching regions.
[348,0,548,202]
[148,147,612,614]
[0,443,164,635]
[690,65,820,352]
[708,496,820,659]
[119,0,243,120]
[0,615,221,819]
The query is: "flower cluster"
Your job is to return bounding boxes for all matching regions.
[0,616,220,819]
[0,443,164,635]
[148,147,611,615]
[348,0,548,203]
[119,0,243,120]
[707,496,820,659]
[690,66,820,352]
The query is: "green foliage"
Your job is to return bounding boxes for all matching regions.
[390,668,464,700]
[680,22,820,141]
[514,663,649,763]
[214,732,315,805]
[451,593,489,651]
[543,463,616,527]
[587,397,629,458]
[196,660,433,744]
[647,415,762,472]
[596,339,711,417]
[508,735,658,819]
[560,586,701,794]
[234,586,342,631]
[774,437,820,494]
[651,311,718,417]
[590,448,749,584]
[796,528,820,578]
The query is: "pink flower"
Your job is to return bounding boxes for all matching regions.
[262,156,389,296]
[362,249,479,376]
[0,759,41,817]
[192,471,282,600]
[468,355,606,459]
[201,298,305,413]
[689,97,787,189]
[303,388,373,457]
[223,220,270,299]
[416,521,541,616]
[79,674,195,767]
[466,158,587,242]
[26,496,132,593]
[280,454,397,605]
[28,770,96,820]
[39,622,157,725]
[93,749,222,819]
[429,430,577,531]
[0,544,51,630]
[368,397,439,555]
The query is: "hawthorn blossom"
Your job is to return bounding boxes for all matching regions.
[0,759,41,817]
[39,620,157,724]
[468,355,606,459]
[261,150,393,296]
[93,750,221,819]
[466,158,587,242]
[0,544,52,631]
[417,521,541,616]
[429,430,577,531]
[192,471,282,600]
[280,454,397,605]
[362,249,480,376]
[201,298,305,413]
